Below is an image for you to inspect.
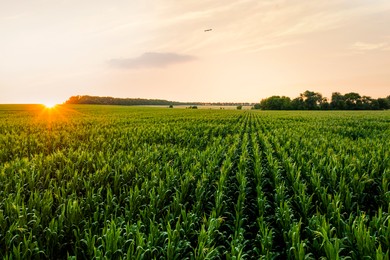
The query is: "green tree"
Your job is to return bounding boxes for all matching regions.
[300,90,324,110]
[260,96,291,110]
[252,104,261,110]
[344,92,361,109]
[330,92,345,110]
[290,97,305,110]
[377,98,390,110]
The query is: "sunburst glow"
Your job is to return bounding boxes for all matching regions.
[43,102,57,109]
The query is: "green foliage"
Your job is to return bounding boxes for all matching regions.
[260,95,291,110]
[259,90,389,110]
[252,104,261,110]
[65,95,181,106]
[0,105,389,259]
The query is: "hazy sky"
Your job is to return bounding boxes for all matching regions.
[1,0,390,104]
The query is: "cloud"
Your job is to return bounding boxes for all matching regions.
[149,1,390,54]
[351,42,389,51]
[109,52,196,69]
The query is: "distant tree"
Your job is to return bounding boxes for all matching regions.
[260,96,291,110]
[300,90,324,110]
[320,98,330,110]
[236,105,242,110]
[377,98,390,110]
[330,92,345,110]
[368,99,380,110]
[65,95,182,106]
[290,97,305,110]
[252,103,261,110]
[361,96,374,110]
[169,105,173,108]
[344,92,362,109]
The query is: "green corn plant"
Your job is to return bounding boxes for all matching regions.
[256,216,274,257]
[313,216,344,260]
[350,214,376,258]
[287,221,310,260]
[99,220,124,259]
[369,207,389,254]
[375,245,389,260]
[192,220,220,259]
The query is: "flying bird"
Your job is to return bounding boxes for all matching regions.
[204,29,212,32]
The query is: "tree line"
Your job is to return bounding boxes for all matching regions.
[65,95,254,107]
[255,90,390,110]
[65,95,183,106]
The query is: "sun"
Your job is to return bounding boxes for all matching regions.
[43,102,57,109]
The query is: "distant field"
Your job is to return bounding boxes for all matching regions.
[0,104,389,259]
[173,105,253,110]
[136,105,253,110]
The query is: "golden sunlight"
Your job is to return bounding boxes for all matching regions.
[42,102,57,109]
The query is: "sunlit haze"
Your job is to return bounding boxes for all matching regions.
[1,0,390,104]
[43,102,57,109]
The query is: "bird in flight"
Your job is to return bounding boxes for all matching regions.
[204,29,212,32]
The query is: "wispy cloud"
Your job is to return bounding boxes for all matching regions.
[109,52,196,69]
[150,1,390,54]
[351,41,389,51]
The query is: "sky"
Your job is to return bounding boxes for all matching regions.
[1,0,390,104]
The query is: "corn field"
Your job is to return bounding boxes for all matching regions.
[0,104,389,259]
